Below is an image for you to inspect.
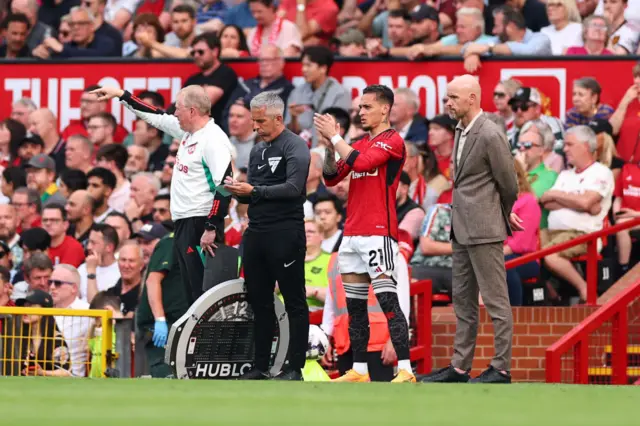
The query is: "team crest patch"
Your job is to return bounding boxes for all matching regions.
[612,35,620,46]
[187,145,196,154]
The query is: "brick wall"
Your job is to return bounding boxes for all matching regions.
[432,306,597,382]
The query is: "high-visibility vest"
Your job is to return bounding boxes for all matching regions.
[328,253,389,355]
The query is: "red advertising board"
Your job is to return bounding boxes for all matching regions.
[0,58,637,132]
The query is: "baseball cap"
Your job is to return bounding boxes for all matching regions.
[588,118,613,137]
[134,222,169,241]
[19,132,45,148]
[410,4,439,23]
[25,154,56,173]
[429,114,457,133]
[15,289,54,308]
[19,228,52,251]
[336,29,366,47]
[509,87,542,106]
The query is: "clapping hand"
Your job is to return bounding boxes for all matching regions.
[313,113,340,141]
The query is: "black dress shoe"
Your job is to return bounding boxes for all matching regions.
[272,369,303,381]
[469,366,512,384]
[419,365,470,383]
[238,368,269,380]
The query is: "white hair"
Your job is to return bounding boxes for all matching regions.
[55,264,81,287]
[179,85,211,116]
[133,171,161,192]
[250,91,285,116]
[456,7,485,33]
[521,119,555,152]
[120,240,144,260]
[129,145,150,167]
[70,6,95,22]
[395,88,420,111]
[13,97,37,111]
[68,134,94,155]
[566,125,597,153]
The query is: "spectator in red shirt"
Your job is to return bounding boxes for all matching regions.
[279,0,338,46]
[60,85,129,143]
[427,115,455,180]
[611,61,640,163]
[0,119,26,168]
[613,161,640,273]
[565,15,614,55]
[12,187,42,234]
[42,204,85,268]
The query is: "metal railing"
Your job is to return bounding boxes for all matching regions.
[545,279,640,384]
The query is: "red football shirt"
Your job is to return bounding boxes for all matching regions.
[615,100,640,163]
[436,154,452,180]
[614,163,640,211]
[325,129,405,240]
[61,120,130,144]
[279,0,338,45]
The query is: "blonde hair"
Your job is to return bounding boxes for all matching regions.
[596,132,618,168]
[514,159,532,195]
[549,0,581,23]
[304,218,324,234]
[501,79,522,98]
[178,85,212,116]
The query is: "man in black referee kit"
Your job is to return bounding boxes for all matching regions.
[224,91,311,381]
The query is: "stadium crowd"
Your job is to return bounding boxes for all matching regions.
[1,0,640,377]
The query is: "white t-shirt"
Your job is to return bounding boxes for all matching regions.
[610,24,640,54]
[55,298,91,377]
[547,162,614,234]
[108,180,130,213]
[321,229,342,253]
[541,22,583,55]
[78,261,121,303]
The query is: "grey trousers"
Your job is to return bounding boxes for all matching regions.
[451,240,513,371]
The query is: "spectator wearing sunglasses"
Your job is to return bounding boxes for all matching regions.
[57,15,72,44]
[492,79,522,143]
[49,263,91,377]
[160,150,176,192]
[508,87,565,153]
[152,194,172,223]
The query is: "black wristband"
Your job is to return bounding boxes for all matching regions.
[204,222,217,232]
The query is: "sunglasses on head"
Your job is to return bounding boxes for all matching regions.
[49,279,75,287]
[511,102,532,112]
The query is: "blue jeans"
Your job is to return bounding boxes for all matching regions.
[505,254,540,306]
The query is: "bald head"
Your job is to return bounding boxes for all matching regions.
[446,74,482,122]
[29,108,58,138]
[71,190,93,207]
[66,189,93,222]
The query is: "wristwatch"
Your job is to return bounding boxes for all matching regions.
[250,187,260,201]
[487,42,496,55]
[87,273,97,280]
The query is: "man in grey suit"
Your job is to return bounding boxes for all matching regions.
[421,75,521,384]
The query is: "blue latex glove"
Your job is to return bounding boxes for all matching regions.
[153,319,168,348]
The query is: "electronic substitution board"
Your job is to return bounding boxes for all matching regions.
[165,279,289,379]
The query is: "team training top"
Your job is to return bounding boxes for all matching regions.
[323,129,405,240]
[119,91,233,224]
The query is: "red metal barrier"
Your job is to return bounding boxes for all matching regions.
[546,279,640,384]
[505,217,640,306]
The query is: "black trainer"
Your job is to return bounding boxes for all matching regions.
[238,368,269,380]
[419,365,470,383]
[469,366,512,384]
[272,369,303,381]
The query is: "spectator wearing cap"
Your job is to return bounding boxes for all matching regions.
[565,15,614,56]
[247,0,302,57]
[515,120,559,234]
[603,0,639,55]
[0,13,32,58]
[152,194,172,224]
[27,108,66,174]
[105,241,144,317]
[541,126,614,303]
[49,263,91,377]
[223,45,293,131]
[390,88,428,145]
[42,204,85,268]
[133,118,169,173]
[61,85,129,144]
[12,187,42,234]
[508,87,565,152]
[65,135,94,175]
[134,222,169,266]
[25,154,66,207]
[17,132,44,164]
[65,190,95,246]
[428,115,456,180]
[278,0,338,47]
[611,63,640,163]
[0,204,23,266]
[408,7,493,60]
[286,46,351,146]
[462,6,552,73]
[87,167,116,224]
[540,0,583,56]
[397,171,426,245]
[135,227,189,377]
[58,169,88,199]
[80,223,120,303]
[409,4,440,45]
[96,145,130,213]
[565,78,614,129]
[335,28,366,57]
[11,289,72,377]
[228,99,257,170]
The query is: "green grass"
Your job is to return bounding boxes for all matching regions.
[0,378,637,426]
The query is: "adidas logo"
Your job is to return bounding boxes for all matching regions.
[375,266,382,273]
[268,156,282,173]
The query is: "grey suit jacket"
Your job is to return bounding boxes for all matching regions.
[450,113,518,245]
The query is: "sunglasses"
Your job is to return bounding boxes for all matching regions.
[190,49,206,57]
[60,30,70,37]
[517,141,542,150]
[511,102,533,112]
[493,91,506,99]
[49,279,75,287]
